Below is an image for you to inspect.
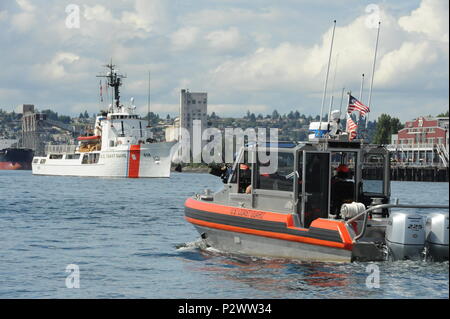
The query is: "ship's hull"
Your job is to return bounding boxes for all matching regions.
[192,225,353,262]
[32,142,176,178]
[184,198,355,262]
[0,148,34,170]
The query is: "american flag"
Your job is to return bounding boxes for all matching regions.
[348,94,370,116]
[346,114,358,140]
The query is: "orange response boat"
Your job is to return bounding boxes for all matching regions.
[184,132,449,262]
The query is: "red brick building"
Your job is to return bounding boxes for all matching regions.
[390,116,449,166]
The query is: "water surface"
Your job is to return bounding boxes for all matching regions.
[0,171,448,298]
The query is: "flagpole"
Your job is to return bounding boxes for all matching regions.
[346,91,352,138]
[339,87,345,114]
[327,53,340,124]
[319,20,336,134]
[147,70,151,127]
[338,87,345,130]
[327,96,334,125]
[367,21,381,129]
[359,73,365,101]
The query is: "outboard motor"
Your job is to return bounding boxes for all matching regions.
[385,212,425,260]
[425,212,449,261]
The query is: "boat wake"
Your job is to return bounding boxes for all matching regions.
[175,238,209,251]
[176,237,303,265]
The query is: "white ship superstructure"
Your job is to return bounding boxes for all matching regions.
[32,63,176,178]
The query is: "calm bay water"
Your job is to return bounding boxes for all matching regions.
[0,170,448,299]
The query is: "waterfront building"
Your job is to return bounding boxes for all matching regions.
[179,89,208,161]
[389,116,449,166]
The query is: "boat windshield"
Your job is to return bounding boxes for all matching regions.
[362,153,385,195]
[256,152,295,192]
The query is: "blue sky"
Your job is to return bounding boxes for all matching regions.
[0,0,448,121]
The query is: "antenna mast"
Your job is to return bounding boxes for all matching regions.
[96,60,126,112]
[327,52,340,123]
[147,70,151,127]
[366,21,381,129]
[359,73,365,101]
[319,20,337,133]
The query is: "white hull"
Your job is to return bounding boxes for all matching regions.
[32,142,177,178]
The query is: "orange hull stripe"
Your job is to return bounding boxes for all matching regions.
[186,216,350,250]
[186,197,293,224]
[128,145,140,178]
[185,197,353,248]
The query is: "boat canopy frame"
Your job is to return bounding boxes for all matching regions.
[225,140,391,228]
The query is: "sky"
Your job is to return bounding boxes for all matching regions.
[0,0,448,121]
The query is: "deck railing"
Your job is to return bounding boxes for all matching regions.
[346,203,449,242]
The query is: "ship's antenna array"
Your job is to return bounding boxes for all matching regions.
[96,59,127,112]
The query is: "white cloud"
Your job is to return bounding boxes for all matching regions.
[205,27,242,51]
[32,52,80,80]
[398,0,449,43]
[121,0,170,34]
[136,103,178,114]
[0,0,447,121]
[376,41,439,87]
[207,2,448,102]
[83,5,114,23]
[0,10,8,22]
[182,7,282,28]
[16,0,35,12]
[81,1,169,40]
[209,103,270,115]
[170,26,200,51]
[10,12,35,32]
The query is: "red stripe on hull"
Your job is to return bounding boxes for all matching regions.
[186,217,351,250]
[185,197,354,250]
[0,162,23,170]
[128,145,141,178]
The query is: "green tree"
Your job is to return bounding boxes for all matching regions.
[373,114,403,144]
[42,109,59,121]
[437,110,449,117]
[272,110,280,120]
[209,111,218,120]
[389,117,404,134]
[59,115,71,124]
[287,111,294,120]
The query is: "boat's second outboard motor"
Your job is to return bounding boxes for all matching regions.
[385,212,425,260]
[425,212,449,261]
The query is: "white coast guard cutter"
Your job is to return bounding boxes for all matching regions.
[32,63,176,178]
